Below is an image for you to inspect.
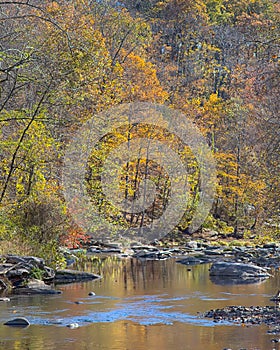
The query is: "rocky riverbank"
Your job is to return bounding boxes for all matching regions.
[0,254,100,295]
[74,238,280,268]
[2,236,279,294]
[59,238,279,285]
[204,305,280,334]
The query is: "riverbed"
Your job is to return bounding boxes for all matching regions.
[0,256,279,350]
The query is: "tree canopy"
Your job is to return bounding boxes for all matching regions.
[0,0,279,260]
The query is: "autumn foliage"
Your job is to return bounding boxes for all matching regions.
[0,0,279,260]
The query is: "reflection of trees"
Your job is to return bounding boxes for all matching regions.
[75,256,214,293]
[1,258,280,349]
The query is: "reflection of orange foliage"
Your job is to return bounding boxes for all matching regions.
[61,225,89,248]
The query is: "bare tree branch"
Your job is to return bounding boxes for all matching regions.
[0,81,52,203]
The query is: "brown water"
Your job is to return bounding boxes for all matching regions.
[0,256,280,350]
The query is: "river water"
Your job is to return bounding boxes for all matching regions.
[0,256,279,350]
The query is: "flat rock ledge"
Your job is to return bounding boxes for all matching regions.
[54,269,101,283]
[204,305,280,332]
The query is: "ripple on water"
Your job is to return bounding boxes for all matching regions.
[0,293,233,328]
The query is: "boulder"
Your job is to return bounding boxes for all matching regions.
[209,261,271,279]
[263,242,277,249]
[132,250,171,260]
[4,317,30,327]
[67,323,79,329]
[0,297,10,302]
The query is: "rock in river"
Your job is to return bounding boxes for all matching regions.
[67,323,79,329]
[4,317,30,327]
[13,278,62,295]
[0,297,10,302]
[177,256,211,266]
[54,269,101,283]
[209,261,270,279]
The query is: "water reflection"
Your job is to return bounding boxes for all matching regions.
[0,256,280,350]
[209,275,269,285]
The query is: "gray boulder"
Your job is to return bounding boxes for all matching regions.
[209,261,270,278]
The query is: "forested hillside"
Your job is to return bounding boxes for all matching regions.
[0,0,279,261]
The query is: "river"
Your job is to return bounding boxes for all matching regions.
[0,256,279,350]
